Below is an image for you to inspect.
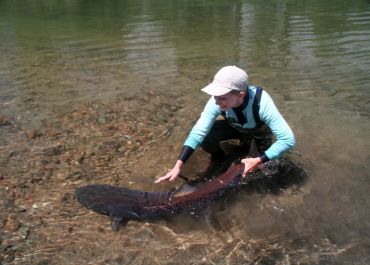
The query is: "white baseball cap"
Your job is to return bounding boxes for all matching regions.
[201,66,248,96]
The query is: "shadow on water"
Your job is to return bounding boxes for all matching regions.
[241,157,308,196]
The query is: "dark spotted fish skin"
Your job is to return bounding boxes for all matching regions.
[76,162,245,231]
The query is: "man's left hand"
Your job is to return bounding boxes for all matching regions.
[240,157,262,177]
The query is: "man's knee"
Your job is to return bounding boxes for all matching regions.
[201,120,238,156]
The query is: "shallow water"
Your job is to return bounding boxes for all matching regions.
[1,0,370,264]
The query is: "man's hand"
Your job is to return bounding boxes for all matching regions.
[240,157,262,177]
[154,160,183,183]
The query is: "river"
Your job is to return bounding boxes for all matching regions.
[0,0,369,264]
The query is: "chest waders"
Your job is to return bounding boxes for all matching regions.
[201,87,273,160]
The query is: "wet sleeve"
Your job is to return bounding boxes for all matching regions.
[178,145,194,163]
[259,91,295,160]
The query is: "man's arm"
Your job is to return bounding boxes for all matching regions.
[259,91,295,160]
[155,98,221,183]
[241,90,295,176]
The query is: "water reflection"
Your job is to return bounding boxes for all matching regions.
[123,20,178,81]
[1,0,369,115]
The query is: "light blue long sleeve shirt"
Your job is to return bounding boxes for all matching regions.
[183,86,295,160]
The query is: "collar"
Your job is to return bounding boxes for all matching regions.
[233,88,249,111]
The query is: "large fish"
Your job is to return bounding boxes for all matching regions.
[76,139,307,233]
[76,161,245,232]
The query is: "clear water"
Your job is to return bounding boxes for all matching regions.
[1,0,369,264]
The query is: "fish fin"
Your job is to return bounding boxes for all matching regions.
[111,216,128,232]
[173,183,198,197]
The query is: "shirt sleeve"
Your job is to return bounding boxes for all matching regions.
[183,97,221,149]
[259,91,295,160]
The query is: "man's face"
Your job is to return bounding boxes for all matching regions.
[214,91,245,111]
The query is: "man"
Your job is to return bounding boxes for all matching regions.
[155,65,295,183]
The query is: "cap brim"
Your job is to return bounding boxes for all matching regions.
[201,83,232,96]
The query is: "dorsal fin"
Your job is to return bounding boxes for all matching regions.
[111,216,128,232]
[173,183,197,197]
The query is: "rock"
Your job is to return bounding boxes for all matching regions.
[4,214,20,232]
[2,244,16,262]
[18,208,27,213]
[117,146,126,153]
[66,171,82,181]
[36,260,50,265]
[30,177,44,184]
[103,140,122,151]
[9,149,21,158]
[96,114,106,124]
[18,226,30,240]
[26,129,43,139]
[4,199,15,209]
[0,115,11,126]
[43,145,63,156]
[61,192,75,203]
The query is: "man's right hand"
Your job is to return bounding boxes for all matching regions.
[154,160,183,183]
